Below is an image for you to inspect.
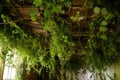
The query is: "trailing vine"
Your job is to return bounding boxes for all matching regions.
[83,0,120,79]
[0,0,120,80]
[0,0,75,80]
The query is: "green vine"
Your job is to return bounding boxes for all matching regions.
[0,0,75,80]
[83,0,120,79]
[0,0,120,80]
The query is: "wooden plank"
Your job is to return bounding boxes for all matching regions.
[72,0,87,6]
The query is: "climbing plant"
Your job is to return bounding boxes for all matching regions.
[0,0,120,80]
[0,0,75,80]
[83,0,120,79]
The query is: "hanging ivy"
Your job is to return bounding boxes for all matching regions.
[0,0,75,80]
[0,0,120,80]
[83,0,120,79]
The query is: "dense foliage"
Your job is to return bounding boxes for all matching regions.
[0,0,120,80]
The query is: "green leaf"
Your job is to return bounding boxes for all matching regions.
[64,0,71,7]
[105,13,113,20]
[52,5,62,13]
[86,0,93,8]
[101,20,108,26]
[101,8,108,15]
[43,10,50,18]
[70,16,77,22]
[94,7,101,14]
[100,34,107,40]
[29,10,37,21]
[31,16,36,21]
[33,0,43,7]
[30,10,37,16]
[99,26,108,32]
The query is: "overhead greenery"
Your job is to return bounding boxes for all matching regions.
[0,0,120,80]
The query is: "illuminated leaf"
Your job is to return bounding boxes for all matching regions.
[101,8,108,15]
[29,10,37,21]
[94,7,101,14]
[100,34,107,40]
[105,13,113,20]
[33,0,43,7]
[100,26,108,32]
[52,5,62,13]
[101,20,108,26]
